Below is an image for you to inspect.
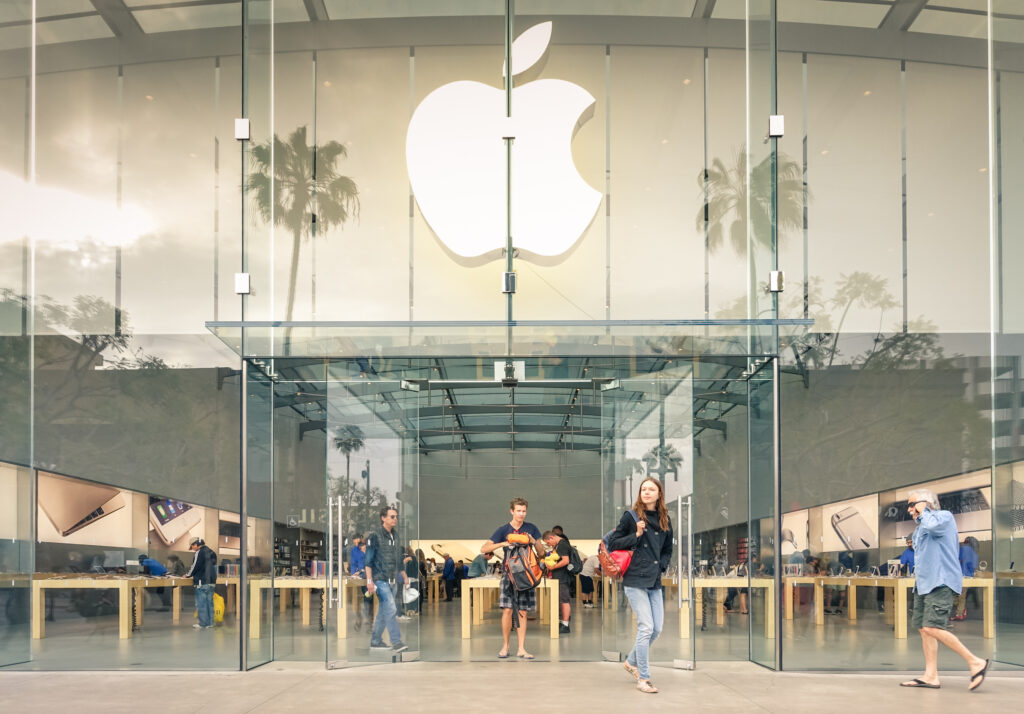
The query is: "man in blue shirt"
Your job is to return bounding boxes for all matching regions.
[953,537,979,621]
[900,489,989,692]
[898,537,915,574]
[348,536,368,631]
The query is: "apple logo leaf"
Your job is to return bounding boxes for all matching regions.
[502,21,552,79]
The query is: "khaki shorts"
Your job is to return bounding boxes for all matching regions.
[911,585,955,631]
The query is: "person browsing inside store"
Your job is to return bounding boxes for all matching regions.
[606,477,674,694]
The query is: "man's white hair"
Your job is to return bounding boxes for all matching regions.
[907,488,940,511]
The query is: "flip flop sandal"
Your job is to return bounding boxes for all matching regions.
[969,659,990,691]
[518,653,535,660]
[900,679,940,689]
[623,661,640,680]
[497,652,510,659]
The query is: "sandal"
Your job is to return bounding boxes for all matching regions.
[623,661,639,680]
[636,680,658,694]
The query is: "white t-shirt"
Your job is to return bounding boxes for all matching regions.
[581,554,600,577]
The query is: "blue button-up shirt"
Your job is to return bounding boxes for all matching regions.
[912,509,962,595]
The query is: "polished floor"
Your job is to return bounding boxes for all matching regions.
[6,584,1020,673]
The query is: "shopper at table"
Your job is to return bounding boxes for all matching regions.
[607,477,674,694]
[480,497,544,660]
[442,553,457,601]
[899,536,915,575]
[900,489,989,691]
[365,506,410,653]
[349,535,370,631]
[952,536,979,621]
[468,551,494,578]
[185,537,217,629]
[579,554,600,609]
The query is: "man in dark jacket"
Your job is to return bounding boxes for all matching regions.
[185,537,217,629]
[365,506,409,652]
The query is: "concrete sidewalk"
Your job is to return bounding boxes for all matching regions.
[2,661,1021,713]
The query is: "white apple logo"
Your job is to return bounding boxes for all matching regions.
[406,22,601,262]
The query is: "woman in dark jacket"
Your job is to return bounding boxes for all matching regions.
[607,477,673,694]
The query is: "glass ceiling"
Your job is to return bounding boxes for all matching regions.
[258,355,764,454]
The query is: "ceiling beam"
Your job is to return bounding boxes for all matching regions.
[303,0,329,22]
[879,0,929,31]
[91,0,144,39]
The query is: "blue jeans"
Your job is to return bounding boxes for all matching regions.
[624,585,664,680]
[370,581,402,646]
[195,584,214,628]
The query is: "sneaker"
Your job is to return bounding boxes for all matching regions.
[558,624,571,634]
[397,615,411,621]
[192,624,204,630]
[369,642,391,650]
[392,642,408,653]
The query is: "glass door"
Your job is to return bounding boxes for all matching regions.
[324,376,420,666]
[747,359,777,669]
[600,374,696,670]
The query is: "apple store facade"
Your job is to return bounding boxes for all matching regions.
[2,0,1024,675]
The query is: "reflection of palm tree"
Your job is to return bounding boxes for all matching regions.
[642,444,683,481]
[697,147,803,313]
[245,126,359,330]
[826,272,898,367]
[622,457,644,496]
[333,425,366,504]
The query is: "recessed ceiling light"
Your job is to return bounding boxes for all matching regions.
[145,95,154,101]
[820,149,829,156]
[683,78,691,85]
[863,90,872,96]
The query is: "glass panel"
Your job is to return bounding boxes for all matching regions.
[748,359,776,669]
[993,0,1024,668]
[245,364,273,668]
[692,375,753,661]
[325,377,419,664]
[602,372,696,671]
[0,0,31,670]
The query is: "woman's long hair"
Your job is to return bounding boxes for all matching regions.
[632,477,669,531]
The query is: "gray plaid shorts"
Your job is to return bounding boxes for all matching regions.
[498,577,537,611]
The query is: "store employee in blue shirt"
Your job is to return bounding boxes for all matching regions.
[900,489,989,692]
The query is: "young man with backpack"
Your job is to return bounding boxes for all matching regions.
[542,530,575,633]
[481,497,544,659]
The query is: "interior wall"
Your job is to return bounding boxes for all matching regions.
[419,450,601,540]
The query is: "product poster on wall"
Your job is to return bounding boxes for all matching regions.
[37,471,134,546]
[821,494,879,551]
[781,510,809,556]
[149,496,205,549]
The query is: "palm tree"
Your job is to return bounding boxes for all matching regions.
[826,271,898,367]
[245,126,359,338]
[622,457,645,497]
[697,146,803,315]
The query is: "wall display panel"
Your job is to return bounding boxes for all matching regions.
[607,46,705,320]
[905,62,989,333]
[878,468,992,546]
[998,70,1024,333]
[314,47,415,322]
[775,51,806,321]
[509,38,607,322]
[805,55,902,337]
[781,509,809,558]
[121,59,221,335]
[705,49,751,319]
[819,493,878,552]
[409,34,508,322]
[34,68,120,330]
[265,51,316,325]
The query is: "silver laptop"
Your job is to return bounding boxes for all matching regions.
[38,472,126,537]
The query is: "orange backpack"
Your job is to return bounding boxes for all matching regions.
[503,543,544,591]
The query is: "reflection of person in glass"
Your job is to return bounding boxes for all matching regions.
[607,477,673,694]
[900,489,989,691]
[365,506,409,653]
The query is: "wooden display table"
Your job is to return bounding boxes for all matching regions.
[247,575,369,639]
[32,574,189,640]
[781,575,994,639]
[461,577,560,639]
[665,576,775,639]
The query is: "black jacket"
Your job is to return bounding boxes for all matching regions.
[607,509,673,589]
[186,545,217,587]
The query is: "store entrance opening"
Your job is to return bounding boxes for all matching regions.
[243,355,776,670]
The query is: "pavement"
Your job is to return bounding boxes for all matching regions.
[2,660,1022,713]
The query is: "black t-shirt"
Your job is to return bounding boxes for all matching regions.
[550,539,572,583]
